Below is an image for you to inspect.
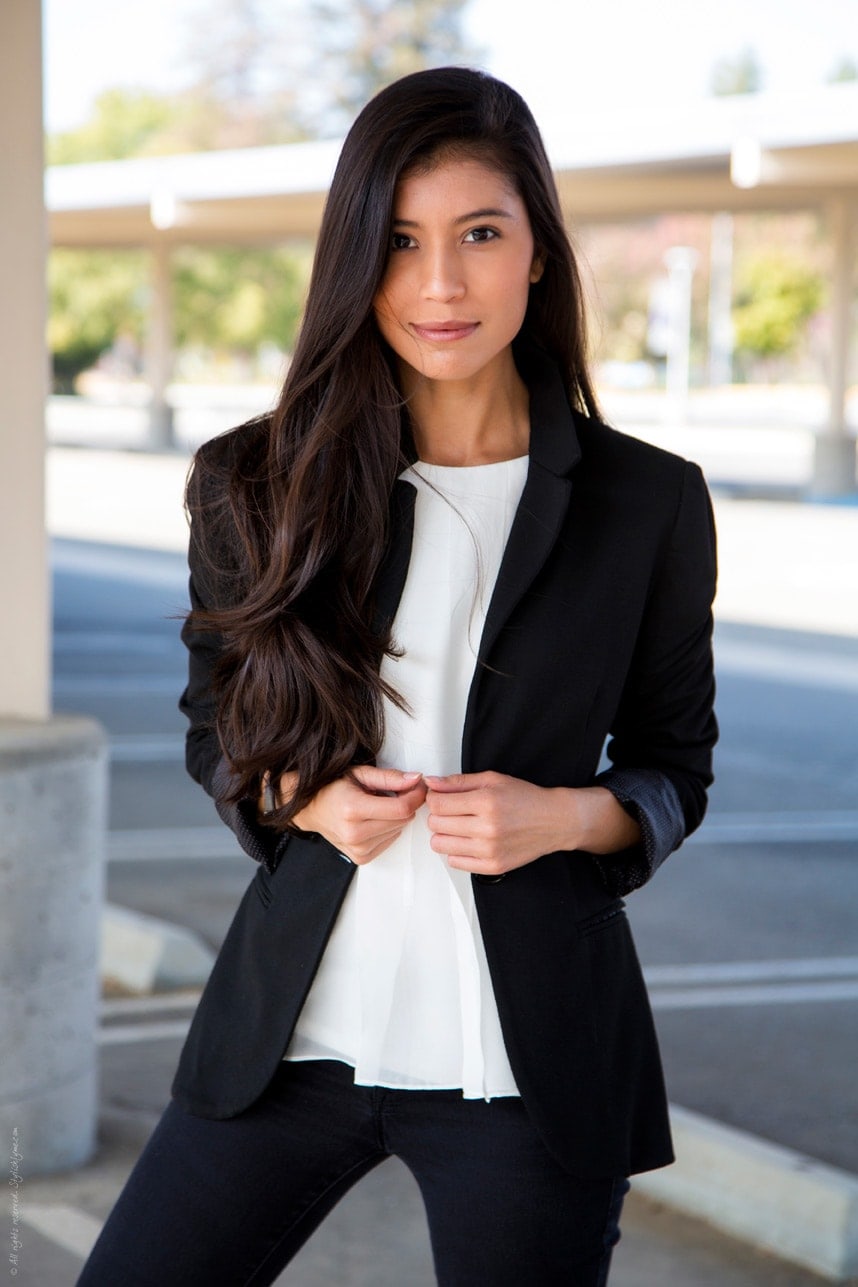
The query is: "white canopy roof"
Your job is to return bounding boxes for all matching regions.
[46,82,858,246]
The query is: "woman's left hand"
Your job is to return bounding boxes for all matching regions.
[424,772,572,876]
[424,772,641,876]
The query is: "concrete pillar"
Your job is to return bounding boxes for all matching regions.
[663,246,699,424]
[811,196,857,496]
[0,0,50,720]
[708,213,734,387]
[146,239,176,450]
[0,719,108,1173]
[0,3,109,1176]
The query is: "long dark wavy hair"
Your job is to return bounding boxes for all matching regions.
[187,65,600,828]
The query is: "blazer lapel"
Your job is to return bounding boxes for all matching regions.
[370,352,582,768]
[462,351,582,767]
[371,476,417,634]
[476,351,582,665]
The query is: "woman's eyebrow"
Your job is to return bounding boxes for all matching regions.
[391,208,516,227]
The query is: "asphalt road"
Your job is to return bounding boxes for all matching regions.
[35,522,856,1285]
[29,382,858,1284]
[51,530,858,1178]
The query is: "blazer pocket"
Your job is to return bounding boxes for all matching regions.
[577,900,626,938]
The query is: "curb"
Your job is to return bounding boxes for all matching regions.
[636,1104,858,1282]
[95,908,858,1280]
[100,904,216,994]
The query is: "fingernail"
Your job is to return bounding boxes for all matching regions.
[401,771,422,781]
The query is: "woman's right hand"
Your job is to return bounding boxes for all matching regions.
[282,766,427,864]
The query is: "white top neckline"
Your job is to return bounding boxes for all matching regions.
[411,454,529,475]
[285,455,528,1099]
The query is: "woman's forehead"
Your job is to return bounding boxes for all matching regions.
[392,156,522,215]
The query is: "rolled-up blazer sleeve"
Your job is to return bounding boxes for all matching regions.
[594,460,718,895]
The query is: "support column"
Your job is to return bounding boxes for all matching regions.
[708,213,734,387]
[0,0,50,720]
[663,246,699,425]
[0,720,107,1173]
[811,196,857,496]
[146,239,176,450]
[0,0,108,1176]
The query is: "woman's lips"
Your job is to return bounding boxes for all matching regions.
[410,322,479,342]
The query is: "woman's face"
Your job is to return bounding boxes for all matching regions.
[373,156,543,387]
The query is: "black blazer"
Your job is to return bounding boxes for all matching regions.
[173,348,717,1179]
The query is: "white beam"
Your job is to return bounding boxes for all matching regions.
[811,196,858,496]
[826,197,856,439]
[0,0,49,718]
[146,240,175,450]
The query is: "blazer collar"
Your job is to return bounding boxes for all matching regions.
[473,345,581,664]
[514,340,583,479]
[372,345,583,656]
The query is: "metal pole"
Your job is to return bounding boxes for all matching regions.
[664,246,699,425]
[708,213,734,387]
[810,197,857,496]
[146,239,176,450]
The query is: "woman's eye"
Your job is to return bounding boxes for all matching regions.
[464,226,499,244]
[391,232,415,251]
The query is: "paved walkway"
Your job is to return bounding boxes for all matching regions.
[25,424,858,1285]
[46,438,858,638]
[17,1086,828,1286]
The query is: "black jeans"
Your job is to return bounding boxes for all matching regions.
[78,1059,628,1286]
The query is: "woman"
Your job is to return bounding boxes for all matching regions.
[79,66,717,1286]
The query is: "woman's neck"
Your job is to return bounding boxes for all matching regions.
[403,353,530,466]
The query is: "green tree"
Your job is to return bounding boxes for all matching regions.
[827,57,858,83]
[45,1,474,386]
[48,249,147,391]
[176,0,307,148]
[303,0,478,133]
[172,246,309,353]
[710,47,763,96]
[732,252,824,363]
[47,90,186,164]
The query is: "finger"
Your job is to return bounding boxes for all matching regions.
[397,781,429,810]
[428,832,485,859]
[356,788,426,823]
[347,827,405,865]
[426,792,481,818]
[351,765,424,795]
[446,854,506,875]
[423,773,483,793]
[340,816,412,853]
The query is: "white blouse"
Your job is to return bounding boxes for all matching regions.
[284,455,529,1099]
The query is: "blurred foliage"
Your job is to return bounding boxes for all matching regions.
[47,0,477,162]
[48,90,183,164]
[49,250,147,391]
[304,0,478,132]
[48,245,310,391]
[580,214,711,370]
[172,246,308,352]
[732,252,825,361]
[47,85,303,164]
[827,56,858,83]
[581,210,829,385]
[46,0,474,385]
[710,46,763,96]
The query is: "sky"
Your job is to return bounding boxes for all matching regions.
[43,0,858,136]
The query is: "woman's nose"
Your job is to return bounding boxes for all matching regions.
[421,248,465,302]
